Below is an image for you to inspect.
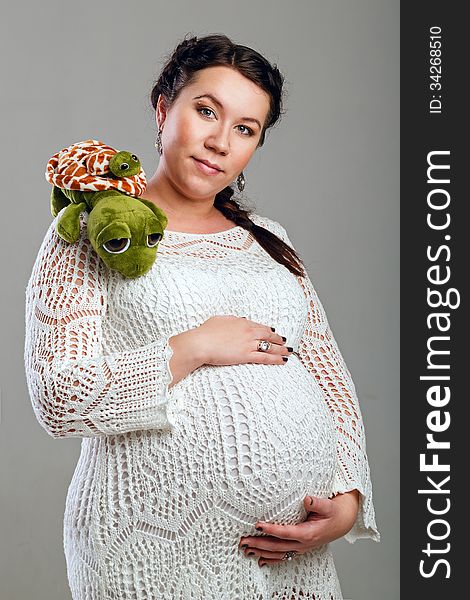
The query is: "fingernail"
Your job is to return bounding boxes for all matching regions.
[287,346,293,352]
[271,327,275,331]
[309,496,314,506]
[259,562,266,567]
[255,526,263,531]
[282,357,288,362]
[240,544,248,549]
[248,551,255,556]
[282,336,286,341]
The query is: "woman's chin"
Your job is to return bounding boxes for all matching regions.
[181,181,229,199]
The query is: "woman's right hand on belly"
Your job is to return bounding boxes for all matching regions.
[193,315,293,367]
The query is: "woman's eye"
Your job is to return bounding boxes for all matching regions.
[147,232,162,248]
[102,238,130,254]
[197,107,253,136]
[197,107,214,118]
[237,125,254,136]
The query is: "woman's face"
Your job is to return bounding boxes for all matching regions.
[156,65,271,201]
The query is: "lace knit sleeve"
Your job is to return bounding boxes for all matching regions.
[264,217,380,543]
[24,211,175,439]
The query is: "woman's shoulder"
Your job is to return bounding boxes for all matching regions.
[250,212,285,233]
[42,206,90,245]
[249,212,290,243]
[32,208,105,282]
[45,208,94,258]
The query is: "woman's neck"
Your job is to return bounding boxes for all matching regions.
[141,171,234,233]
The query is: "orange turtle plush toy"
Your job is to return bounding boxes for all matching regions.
[45,139,168,279]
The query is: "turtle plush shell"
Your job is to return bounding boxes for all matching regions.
[45,138,147,196]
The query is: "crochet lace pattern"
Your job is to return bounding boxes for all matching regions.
[24,209,379,599]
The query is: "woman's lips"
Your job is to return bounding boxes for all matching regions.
[192,157,223,175]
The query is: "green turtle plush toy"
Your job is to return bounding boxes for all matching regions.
[45,138,168,279]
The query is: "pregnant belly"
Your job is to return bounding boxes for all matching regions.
[145,356,338,524]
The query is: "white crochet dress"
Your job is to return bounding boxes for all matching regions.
[24,209,379,600]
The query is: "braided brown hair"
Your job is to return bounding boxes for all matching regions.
[150,33,305,278]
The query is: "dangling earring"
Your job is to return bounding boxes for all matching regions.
[154,127,163,155]
[236,171,245,192]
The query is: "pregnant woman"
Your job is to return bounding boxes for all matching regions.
[24,33,379,599]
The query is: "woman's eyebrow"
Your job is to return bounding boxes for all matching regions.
[193,93,261,128]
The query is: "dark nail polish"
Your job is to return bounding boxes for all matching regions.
[241,544,248,549]
[271,327,275,331]
[287,346,293,352]
[282,336,286,342]
[248,551,255,556]
[282,357,288,362]
[255,526,263,531]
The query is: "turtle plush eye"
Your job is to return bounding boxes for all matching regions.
[103,238,131,254]
[120,162,129,171]
[131,154,138,161]
[147,232,162,247]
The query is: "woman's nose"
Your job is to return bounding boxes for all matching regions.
[205,127,230,155]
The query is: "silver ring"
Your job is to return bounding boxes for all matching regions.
[283,550,297,561]
[257,340,271,352]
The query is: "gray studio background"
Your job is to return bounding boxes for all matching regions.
[0,1,399,599]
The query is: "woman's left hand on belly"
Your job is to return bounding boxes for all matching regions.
[238,491,360,568]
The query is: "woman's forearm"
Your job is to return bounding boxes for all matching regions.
[330,489,360,535]
[168,328,205,388]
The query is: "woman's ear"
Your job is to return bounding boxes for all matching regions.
[156,94,167,130]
